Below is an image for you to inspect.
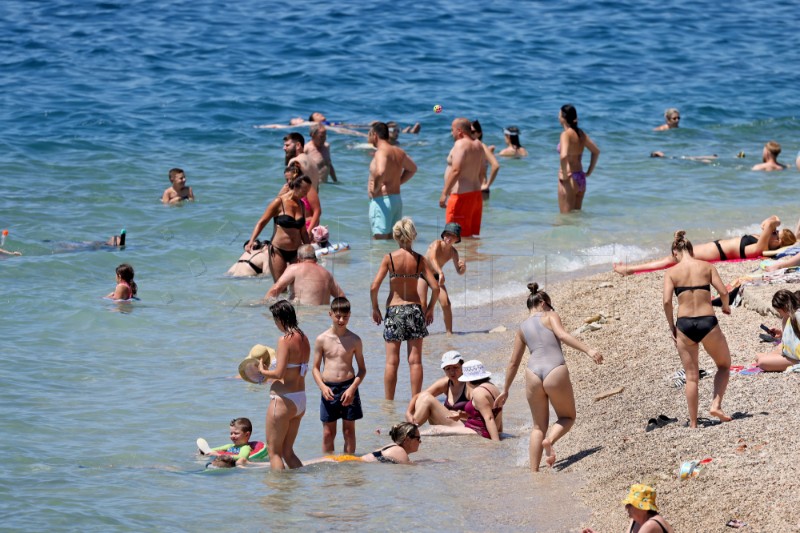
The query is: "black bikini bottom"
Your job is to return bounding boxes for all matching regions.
[676,315,718,343]
[271,246,298,264]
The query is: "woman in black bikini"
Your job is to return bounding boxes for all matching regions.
[663,231,732,428]
[306,422,421,465]
[245,175,311,282]
[614,216,792,275]
[227,239,269,277]
[405,350,468,426]
[370,218,439,400]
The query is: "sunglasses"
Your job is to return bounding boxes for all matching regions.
[408,434,421,441]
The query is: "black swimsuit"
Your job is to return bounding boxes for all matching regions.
[237,251,265,275]
[628,517,668,533]
[674,285,717,343]
[271,199,306,264]
[713,235,758,261]
[371,444,399,464]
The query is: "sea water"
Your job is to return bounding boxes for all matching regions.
[1,0,799,530]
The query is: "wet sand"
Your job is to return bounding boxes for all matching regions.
[472,260,798,531]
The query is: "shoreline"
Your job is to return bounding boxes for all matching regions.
[474,260,797,531]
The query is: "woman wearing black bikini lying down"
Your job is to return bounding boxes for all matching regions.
[613,216,793,276]
[305,422,421,465]
[663,231,732,428]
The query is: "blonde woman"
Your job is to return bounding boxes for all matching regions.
[370,218,439,400]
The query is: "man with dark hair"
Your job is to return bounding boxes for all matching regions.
[285,132,319,187]
[367,122,418,239]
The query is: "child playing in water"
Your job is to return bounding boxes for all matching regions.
[161,168,195,204]
[312,297,366,454]
[419,223,466,335]
[201,418,255,466]
[106,264,137,300]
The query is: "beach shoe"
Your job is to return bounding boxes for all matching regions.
[646,414,678,432]
[670,369,708,388]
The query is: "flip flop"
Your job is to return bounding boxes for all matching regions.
[657,414,678,425]
[196,437,212,455]
[645,418,661,432]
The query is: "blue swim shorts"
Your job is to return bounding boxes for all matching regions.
[320,377,363,422]
[369,194,403,236]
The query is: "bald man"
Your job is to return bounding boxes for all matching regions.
[439,118,485,237]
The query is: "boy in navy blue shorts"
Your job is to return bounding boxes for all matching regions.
[312,297,367,454]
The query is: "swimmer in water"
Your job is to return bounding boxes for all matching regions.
[752,141,787,171]
[654,107,681,131]
[304,422,421,465]
[106,263,137,300]
[161,168,195,204]
[200,418,256,466]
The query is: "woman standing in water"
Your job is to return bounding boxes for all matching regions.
[663,231,732,428]
[257,300,310,470]
[370,218,439,400]
[495,283,603,471]
[558,104,600,213]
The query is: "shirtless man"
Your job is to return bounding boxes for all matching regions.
[312,296,366,453]
[368,122,418,239]
[265,245,345,305]
[305,124,337,186]
[439,118,485,238]
[284,132,321,188]
[752,141,787,171]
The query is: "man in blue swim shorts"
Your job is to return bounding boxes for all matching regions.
[368,122,417,239]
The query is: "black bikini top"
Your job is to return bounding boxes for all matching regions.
[274,199,305,230]
[388,251,423,279]
[674,285,710,297]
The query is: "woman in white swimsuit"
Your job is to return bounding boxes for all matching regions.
[258,299,310,470]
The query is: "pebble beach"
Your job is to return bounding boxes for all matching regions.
[485,260,796,532]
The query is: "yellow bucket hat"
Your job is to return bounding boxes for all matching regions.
[621,484,659,512]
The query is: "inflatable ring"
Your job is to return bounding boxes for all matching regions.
[217,441,268,460]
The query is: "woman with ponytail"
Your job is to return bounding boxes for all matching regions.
[558,104,600,213]
[614,216,790,276]
[755,290,800,371]
[495,283,603,472]
[663,231,732,428]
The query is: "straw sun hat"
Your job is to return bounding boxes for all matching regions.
[238,344,275,384]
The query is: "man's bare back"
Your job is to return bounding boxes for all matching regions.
[266,261,344,306]
[369,143,416,198]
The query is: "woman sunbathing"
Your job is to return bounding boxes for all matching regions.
[613,216,793,276]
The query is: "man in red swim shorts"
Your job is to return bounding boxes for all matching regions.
[439,118,485,238]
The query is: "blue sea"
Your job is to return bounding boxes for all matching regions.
[2,1,799,531]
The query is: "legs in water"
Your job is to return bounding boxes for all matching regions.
[407,338,424,397]
[540,366,576,468]
[383,340,401,400]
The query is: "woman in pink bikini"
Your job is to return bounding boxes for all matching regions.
[419,359,503,441]
[558,104,600,213]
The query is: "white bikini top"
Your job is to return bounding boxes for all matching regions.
[286,362,308,376]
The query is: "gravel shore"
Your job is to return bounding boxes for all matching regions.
[489,260,798,532]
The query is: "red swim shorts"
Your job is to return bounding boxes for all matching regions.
[445,190,482,237]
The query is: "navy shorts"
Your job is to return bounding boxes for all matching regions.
[320,378,363,422]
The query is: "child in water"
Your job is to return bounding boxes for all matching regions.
[161,167,195,204]
[106,264,137,300]
[419,223,467,334]
[201,418,255,467]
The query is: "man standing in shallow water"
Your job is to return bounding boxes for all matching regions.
[368,122,418,239]
[440,118,485,238]
[305,123,337,187]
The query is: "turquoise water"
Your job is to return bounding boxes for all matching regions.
[2,0,799,530]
